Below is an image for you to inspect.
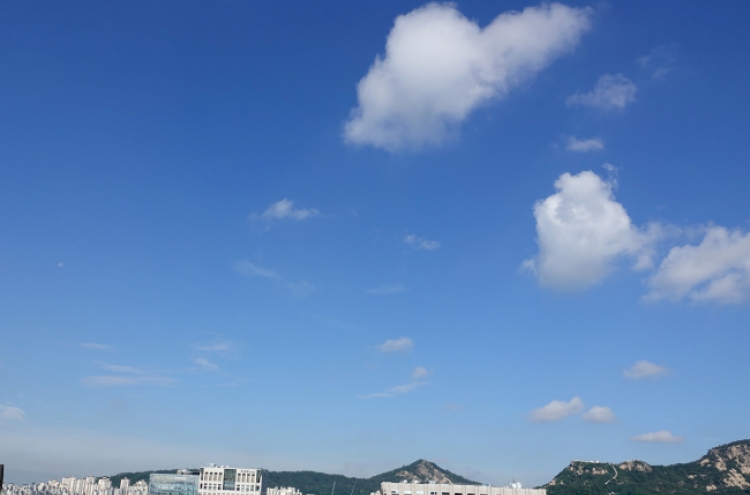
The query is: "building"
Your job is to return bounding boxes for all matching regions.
[374,482,545,495]
[266,488,302,495]
[149,472,199,495]
[198,466,263,495]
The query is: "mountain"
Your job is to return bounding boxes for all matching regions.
[107,460,480,495]
[546,439,750,495]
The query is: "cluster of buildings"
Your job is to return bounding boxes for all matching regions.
[2,475,148,495]
[2,465,543,495]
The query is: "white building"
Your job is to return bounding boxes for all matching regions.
[198,465,262,495]
[266,487,302,495]
[374,482,545,495]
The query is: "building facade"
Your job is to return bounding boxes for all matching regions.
[266,487,302,495]
[149,473,199,495]
[375,482,545,495]
[197,466,262,495]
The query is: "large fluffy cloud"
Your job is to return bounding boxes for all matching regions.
[344,2,591,150]
[647,227,750,304]
[525,171,658,290]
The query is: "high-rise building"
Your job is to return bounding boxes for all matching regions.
[198,466,262,495]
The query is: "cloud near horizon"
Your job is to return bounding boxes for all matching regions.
[0,405,25,420]
[567,73,637,110]
[524,171,660,290]
[529,396,584,422]
[624,360,671,379]
[344,2,591,150]
[631,430,684,443]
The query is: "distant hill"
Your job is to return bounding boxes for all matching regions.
[546,439,750,495]
[107,460,480,495]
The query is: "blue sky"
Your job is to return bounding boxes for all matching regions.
[2,0,750,487]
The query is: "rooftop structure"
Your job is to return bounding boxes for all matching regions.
[375,481,545,495]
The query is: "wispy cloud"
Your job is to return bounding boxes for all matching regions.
[0,405,25,420]
[82,363,175,387]
[529,396,584,422]
[252,198,321,223]
[566,136,604,152]
[411,366,429,380]
[582,406,616,423]
[624,360,671,379]
[193,357,219,371]
[376,337,413,353]
[631,430,684,443]
[80,343,112,351]
[358,381,428,399]
[638,44,677,79]
[405,234,441,251]
[567,74,637,111]
[366,284,407,295]
[234,260,316,297]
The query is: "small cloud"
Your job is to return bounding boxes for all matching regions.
[405,234,441,251]
[194,357,218,371]
[253,198,321,223]
[234,260,315,297]
[529,396,584,422]
[57,262,65,268]
[366,284,408,295]
[0,405,25,420]
[358,381,427,399]
[630,430,684,443]
[566,136,604,152]
[80,343,112,351]
[624,360,671,379]
[83,363,175,387]
[412,366,429,380]
[638,44,677,79]
[376,337,413,353]
[567,74,637,111]
[582,406,616,423]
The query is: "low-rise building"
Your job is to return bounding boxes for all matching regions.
[374,481,545,495]
[198,465,262,495]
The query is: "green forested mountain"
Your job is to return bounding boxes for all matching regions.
[545,439,750,495]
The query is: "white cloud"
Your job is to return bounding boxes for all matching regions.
[57,262,64,268]
[566,136,604,152]
[358,381,428,399]
[529,396,584,422]
[567,73,637,110]
[412,366,429,380]
[234,260,315,297]
[258,198,320,222]
[630,430,684,443]
[624,360,671,379]
[366,283,408,295]
[194,357,219,371]
[405,234,441,250]
[0,405,25,420]
[344,2,591,150]
[582,406,615,423]
[376,337,413,353]
[524,171,659,290]
[80,343,112,351]
[647,227,750,304]
[638,44,677,79]
[82,363,175,387]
